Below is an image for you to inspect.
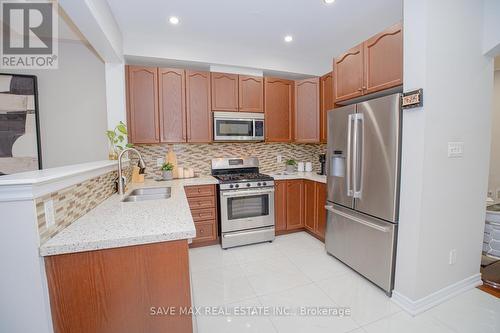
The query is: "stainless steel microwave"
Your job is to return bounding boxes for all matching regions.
[213,112,264,141]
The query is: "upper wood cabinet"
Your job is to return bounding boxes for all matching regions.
[126,66,159,143]
[334,44,365,102]
[320,72,334,143]
[186,71,212,143]
[239,75,263,112]
[265,77,294,142]
[211,72,239,111]
[295,78,320,143]
[274,180,288,232]
[334,22,403,103]
[286,180,304,230]
[364,22,403,94]
[158,68,186,143]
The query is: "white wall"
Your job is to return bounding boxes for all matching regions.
[482,0,500,56]
[105,62,126,129]
[394,0,493,311]
[488,69,500,202]
[3,41,109,168]
[0,200,53,333]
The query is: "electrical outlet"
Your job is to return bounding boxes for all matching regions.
[447,142,464,158]
[449,249,457,265]
[496,188,500,200]
[44,199,55,228]
[156,158,164,167]
[277,155,283,163]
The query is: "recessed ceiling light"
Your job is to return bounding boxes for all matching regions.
[324,0,335,4]
[169,16,180,25]
[284,35,293,43]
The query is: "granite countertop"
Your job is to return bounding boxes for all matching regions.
[269,171,327,184]
[39,176,218,257]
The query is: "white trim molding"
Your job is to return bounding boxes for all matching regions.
[391,273,483,316]
[0,160,126,202]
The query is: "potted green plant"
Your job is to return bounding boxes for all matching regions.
[105,121,133,160]
[161,162,174,180]
[285,159,297,173]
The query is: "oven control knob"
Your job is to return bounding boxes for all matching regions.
[246,183,251,187]
[257,182,262,186]
[263,182,267,186]
[235,184,239,188]
[229,184,234,189]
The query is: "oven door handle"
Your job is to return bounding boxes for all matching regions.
[221,188,275,197]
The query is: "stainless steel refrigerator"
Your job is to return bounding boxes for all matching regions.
[325,93,401,296]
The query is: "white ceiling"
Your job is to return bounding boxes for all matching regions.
[106,0,402,76]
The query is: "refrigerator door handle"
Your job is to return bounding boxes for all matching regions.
[346,114,353,197]
[325,205,391,233]
[353,114,364,199]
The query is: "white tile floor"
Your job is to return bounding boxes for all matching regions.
[189,231,500,333]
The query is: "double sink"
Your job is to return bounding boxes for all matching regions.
[122,186,171,202]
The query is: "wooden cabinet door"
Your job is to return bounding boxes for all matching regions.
[295,78,320,143]
[315,182,327,240]
[211,72,238,111]
[264,77,294,142]
[274,180,287,232]
[286,180,304,230]
[186,71,212,143]
[364,22,403,94]
[158,68,186,143]
[334,43,364,102]
[304,180,316,232]
[126,66,159,143]
[239,75,263,112]
[320,72,334,143]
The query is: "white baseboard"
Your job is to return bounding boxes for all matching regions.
[391,273,482,315]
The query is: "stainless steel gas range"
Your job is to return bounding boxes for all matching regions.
[211,157,275,249]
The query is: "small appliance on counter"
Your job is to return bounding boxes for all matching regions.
[211,157,275,249]
[318,154,326,175]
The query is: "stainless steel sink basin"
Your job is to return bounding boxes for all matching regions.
[122,187,171,202]
[129,187,171,196]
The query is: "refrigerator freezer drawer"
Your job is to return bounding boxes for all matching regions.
[325,204,397,294]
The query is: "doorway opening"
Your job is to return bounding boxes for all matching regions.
[482,56,500,298]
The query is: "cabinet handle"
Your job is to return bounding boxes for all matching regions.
[357,88,362,92]
[362,86,367,90]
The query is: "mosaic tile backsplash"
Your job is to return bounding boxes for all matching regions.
[36,168,130,244]
[135,143,326,179]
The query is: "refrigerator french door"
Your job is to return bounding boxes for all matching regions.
[325,93,401,295]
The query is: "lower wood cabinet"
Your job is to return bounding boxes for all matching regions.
[274,180,288,232]
[185,184,218,246]
[45,240,192,333]
[275,179,326,240]
[304,180,327,240]
[274,180,304,232]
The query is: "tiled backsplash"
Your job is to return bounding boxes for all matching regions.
[135,143,326,179]
[36,168,130,244]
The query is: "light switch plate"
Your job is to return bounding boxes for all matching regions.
[277,155,283,163]
[44,199,55,228]
[447,142,464,158]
